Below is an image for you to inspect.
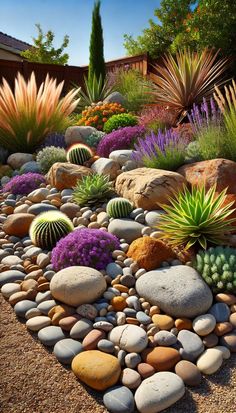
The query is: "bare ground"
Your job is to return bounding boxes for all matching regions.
[0,294,236,413]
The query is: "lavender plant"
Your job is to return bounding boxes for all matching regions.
[51,228,120,271]
[39,132,66,149]
[132,129,186,171]
[188,98,222,134]
[97,125,146,158]
[2,173,45,195]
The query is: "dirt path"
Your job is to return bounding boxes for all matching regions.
[0,294,236,413]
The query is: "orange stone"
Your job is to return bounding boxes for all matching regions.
[111,296,127,311]
[152,314,174,330]
[214,322,233,336]
[2,213,35,237]
[175,318,193,331]
[142,347,180,371]
[48,304,75,326]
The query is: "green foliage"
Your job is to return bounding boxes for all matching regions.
[112,69,154,113]
[196,126,227,160]
[36,146,67,174]
[21,24,69,65]
[84,130,105,148]
[193,246,236,293]
[67,143,93,165]
[73,174,113,207]
[158,185,236,250]
[88,0,106,85]
[29,211,74,250]
[103,113,138,133]
[107,197,133,218]
[124,1,236,59]
[76,74,115,112]
[185,141,202,162]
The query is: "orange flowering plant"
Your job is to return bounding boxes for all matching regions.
[78,102,126,130]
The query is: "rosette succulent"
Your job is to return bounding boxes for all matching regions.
[73,174,113,206]
[2,173,45,195]
[29,210,74,250]
[51,228,120,271]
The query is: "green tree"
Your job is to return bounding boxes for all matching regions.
[124,0,236,58]
[88,0,106,84]
[21,24,69,65]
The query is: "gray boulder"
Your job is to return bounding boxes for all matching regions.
[65,126,97,146]
[104,91,126,106]
[108,219,145,243]
[136,265,213,318]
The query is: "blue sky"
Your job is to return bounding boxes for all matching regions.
[1,0,161,66]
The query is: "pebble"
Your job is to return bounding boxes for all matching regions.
[215,293,236,305]
[97,339,115,354]
[134,372,185,413]
[142,346,180,371]
[196,348,223,374]
[121,368,141,389]
[208,303,230,322]
[178,330,204,361]
[37,300,57,315]
[202,333,219,348]
[126,296,141,311]
[125,352,141,369]
[152,314,174,330]
[35,291,52,304]
[25,307,42,319]
[214,322,233,336]
[14,300,37,318]
[175,360,202,386]
[27,203,57,215]
[120,274,135,287]
[106,262,123,278]
[38,326,66,346]
[154,331,177,346]
[1,255,23,266]
[26,316,51,331]
[1,282,21,298]
[136,311,151,325]
[220,332,236,352]
[93,321,114,331]
[229,312,236,327]
[103,385,135,413]
[192,314,216,336]
[214,345,231,360]
[116,312,126,326]
[82,329,106,350]
[0,270,25,287]
[70,318,93,339]
[137,363,155,379]
[53,338,83,364]
[117,349,126,366]
[76,304,98,320]
[36,253,51,268]
[109,324,148,353]
[175,318,192,331]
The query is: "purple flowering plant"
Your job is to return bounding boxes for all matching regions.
[3,173,45,195]
[97,125,146,158]
[188,97,222,134]
[37,132,66,150]
[132,129,187,171]
[51,228,120,271]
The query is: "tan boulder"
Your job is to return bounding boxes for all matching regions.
[3,213,35,237]
[178,158,236,192]
[115,168,186,210]
[46,162,92,190]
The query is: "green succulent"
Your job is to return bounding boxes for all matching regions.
[158,184,236,250]
[107,197,133,218]
[193,246,236,293]
[73,173,114,207]
[36,146,67,174]
[84,130,105,148]
[29,210,74,250]
[103,113,138,133]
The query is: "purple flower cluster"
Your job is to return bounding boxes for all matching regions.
[188,98,222,134]
[97,125,146,158]
[38,133,66,150]
[3,173,45,195]
[51,228,120,271]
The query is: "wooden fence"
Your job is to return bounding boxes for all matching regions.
[0,53,151,92]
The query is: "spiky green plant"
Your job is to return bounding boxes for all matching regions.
[75,74,115,112]
[67,143,93,165]
[107,197,133,218]
[158,185,236,250]
[29,210,74,250]
[36,146,67,174]
[72,173,113,207]
[193,246,236,293]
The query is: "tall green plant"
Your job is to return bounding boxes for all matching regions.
[88,1,106,85]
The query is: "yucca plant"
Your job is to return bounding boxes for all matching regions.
[72,173,114,207]
[0,72,80,152]
[75,73,115,112]
[158,185,236,250]
[152,48,228,119]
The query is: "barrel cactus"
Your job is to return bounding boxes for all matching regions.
[107,197,133,218]
[193,246,236,293]
[29,211,74,250]
[67,143,93,165]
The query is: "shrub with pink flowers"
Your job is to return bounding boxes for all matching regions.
[139,105,177,133]
[51,228,120,271]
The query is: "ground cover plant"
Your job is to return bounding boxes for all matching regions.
[103,113,138,133]
[97,125,145,157]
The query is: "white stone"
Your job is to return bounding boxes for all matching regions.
[196,349,223,375]
[109,150,135,166]
[27,188,50,203]
[192,314,216,336]
[7,153,34,169]
[26,316,51,331]
[91,158,120,180]
[1,282,21,298]
[108,324,148,353]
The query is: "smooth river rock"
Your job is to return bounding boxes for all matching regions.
[103,385,135,413]
[108,325,148,353]
[38,326,66,346]
[0,270,25,287]
[136,265,213,318]
[134,372,185,413]
[53,338,83,364]
[196,348,223,374]
[178,330,205,361]
[108,219,145,244]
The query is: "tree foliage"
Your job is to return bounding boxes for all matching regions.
[88,0,106,84]
[21,24,69,65]
[124,0,236,58]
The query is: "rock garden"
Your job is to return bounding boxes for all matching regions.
[1,15,236,413]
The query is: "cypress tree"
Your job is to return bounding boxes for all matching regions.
[88,0,106,84]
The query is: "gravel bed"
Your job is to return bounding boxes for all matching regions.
[1,294,236,413]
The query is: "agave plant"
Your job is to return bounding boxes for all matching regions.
[158,185,236,250]
[75,73,115,112]
[72,173,114,207]
[151,48,228,119]
[0,72,80,152]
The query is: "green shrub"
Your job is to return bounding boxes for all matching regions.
[73,174,113,207]
[36,146,67,174]
[84,130,105,148]
[103,113,138,133]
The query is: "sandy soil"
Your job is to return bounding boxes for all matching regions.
[0,294,236,413]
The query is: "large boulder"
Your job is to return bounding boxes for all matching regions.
[136,265,213,318]
[65,126,97,146]
[178,158,236,193]
[3,213,35,237]
[50,266,107,307]
[46,162,92,190]
[115,168,186,210]
[7,153,34,169]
